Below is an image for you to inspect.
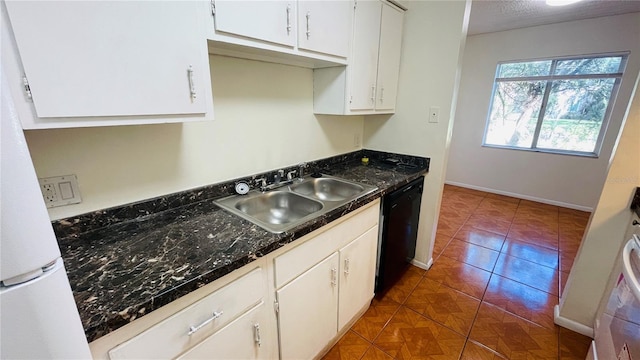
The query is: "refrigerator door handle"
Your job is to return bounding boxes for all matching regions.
[1,259,58,287]
[622,237,640,302]
[1,268,43,287]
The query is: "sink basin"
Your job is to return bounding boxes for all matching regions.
[234,191,323,225]
[214,174,377,233]
[290,178,365,202]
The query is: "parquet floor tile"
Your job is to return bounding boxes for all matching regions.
[382,266,426,304]
[484,274,557,330]
[501,238,559,269]
[440,239,500,272]
[464,214,512,236]
[373,307,467,360]
[469,303,559,359]
[361,346,395,360]
[425,256,491,299]
[405,278,480,336]
[453,225,506,251]
[494,253,559,295]
[351,297,401,342]
[460,340,508,359]
[322,330,370,360]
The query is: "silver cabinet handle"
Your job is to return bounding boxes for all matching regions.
[187,65,196,101]
[253,323,261,347]
[187,310,223,336]
[379,87,385,103]
[331,267,337,286]
[286,4,292,34]
[344,258,350,275]
[370,85,375,102]
[306,11,311,39]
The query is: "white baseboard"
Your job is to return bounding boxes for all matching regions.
[445,181,593,212]
[411,258,433,270]
[554,305,594,338]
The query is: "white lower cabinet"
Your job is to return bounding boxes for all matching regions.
[276,253,339,360]
[275,200,380,359]
[177,301,270,360]
[106,267,274,360]
[338,226,379,330]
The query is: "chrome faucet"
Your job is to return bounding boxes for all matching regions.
[287,170,297,181]
[298,163,307,181]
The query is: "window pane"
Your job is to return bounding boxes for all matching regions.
[498,61,552,78]
[485,81,546,148]
[554,57,623,75]
[537,78,615,152]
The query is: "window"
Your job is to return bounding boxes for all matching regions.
[483,54,627,156]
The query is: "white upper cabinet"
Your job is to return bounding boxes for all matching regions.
[2,1,213,128]
[313,0,405,115]
[349,0,383,111]
[213,1,296,47]
[209,0,353,68]
[297,0,353,58]
[374,3,403,111]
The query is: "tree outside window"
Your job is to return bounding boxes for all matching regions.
[484,54,627,156]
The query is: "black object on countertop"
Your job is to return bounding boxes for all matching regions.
[375,176,424,296]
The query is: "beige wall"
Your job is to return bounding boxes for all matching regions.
[26,56,364,220]
[363,0,471,266]
[446,13,640,210]
[559,73,640,327]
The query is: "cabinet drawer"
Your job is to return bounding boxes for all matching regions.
[176,302,268,360]
[274,200,379,288]
[109,268,264,359]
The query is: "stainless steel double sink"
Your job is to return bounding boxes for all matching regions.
[214,174,377,233]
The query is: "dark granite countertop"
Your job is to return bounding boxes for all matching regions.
[53,150,429,342]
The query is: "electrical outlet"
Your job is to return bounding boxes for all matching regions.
[353,133,361,148]
[41,183,58,204]
[38,175,82,208]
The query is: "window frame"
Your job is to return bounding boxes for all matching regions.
[482,52,629,157]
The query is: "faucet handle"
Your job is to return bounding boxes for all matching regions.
[275,169,285,183]
[254,177,267,191]
[287,170,297,181]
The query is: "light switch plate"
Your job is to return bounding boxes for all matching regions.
[38,174,82,208]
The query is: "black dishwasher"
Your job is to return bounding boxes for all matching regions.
[375,176,424,295]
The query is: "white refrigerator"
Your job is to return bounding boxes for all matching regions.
[0,69,92,358]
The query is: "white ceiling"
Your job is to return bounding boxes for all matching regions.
[468,0,640,35]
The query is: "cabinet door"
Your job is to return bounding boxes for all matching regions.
[375,3,404,111]
[5,1,208,118]
[214,1,296,47]
[338,226,378,330]
[277,253,339,360]
[177,302,271,360]
[297,1,353,58]
[348,0,382,111]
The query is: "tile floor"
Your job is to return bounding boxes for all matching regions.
[323,184,593,360]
